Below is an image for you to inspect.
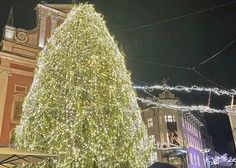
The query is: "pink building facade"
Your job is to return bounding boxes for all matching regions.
[0,4,72,145]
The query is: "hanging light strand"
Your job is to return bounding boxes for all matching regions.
[206,154,236,165]
[137,97,236,115]
[134,84,236,96]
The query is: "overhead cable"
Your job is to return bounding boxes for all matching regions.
[115,0,236,33]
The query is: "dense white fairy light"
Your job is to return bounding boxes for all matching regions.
[14,3,152,168]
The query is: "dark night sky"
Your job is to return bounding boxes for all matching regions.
[1,0,236,155]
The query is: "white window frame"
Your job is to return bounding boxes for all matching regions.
[14,85,27,93]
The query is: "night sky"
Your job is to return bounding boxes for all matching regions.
[1,0,236,155]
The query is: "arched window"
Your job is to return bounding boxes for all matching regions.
[11,94,24,123]
[13,101,22,120]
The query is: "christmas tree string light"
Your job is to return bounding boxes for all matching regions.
[14,3,152,168]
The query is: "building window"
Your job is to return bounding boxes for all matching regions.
[11,94,24,123]
[167,122,179,145]
[14,85,27,93]
[150,135,155,144]
[147,118,153,128]
[13,101,22,120]
[164,115,175,122]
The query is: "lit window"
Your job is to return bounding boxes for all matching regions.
[150,135,155,144]
[172,116,175,122]
[164,115,167,121]
[147,118,153,128]
[164,115,175,122]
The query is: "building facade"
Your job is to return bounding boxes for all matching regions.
[142,91,205,168]
[0,3,72,145]
[225,105,236,153]
[182,111,205,168]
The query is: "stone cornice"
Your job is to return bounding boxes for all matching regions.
[0,51,36,68]
[11,68,34,77]
[35,4,72,20]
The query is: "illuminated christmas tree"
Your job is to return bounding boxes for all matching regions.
[15,3,151,168]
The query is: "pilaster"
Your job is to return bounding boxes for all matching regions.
[38,11,48,48]
[0,67,11,138]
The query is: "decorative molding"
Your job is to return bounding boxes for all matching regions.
[0,51,36,67]
[51,15,59,22]
[14,31,29,44]
[11,68,34,77]
[0,70,12,76]
[14,27,39,34]
[39,11,49,19]
[14,85,27,93]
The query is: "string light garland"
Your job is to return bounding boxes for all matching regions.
[14,3,152,168]
[155,142,182,150]
[137,97,236,115]
[134,84,236,96]
[206,154,236,165]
